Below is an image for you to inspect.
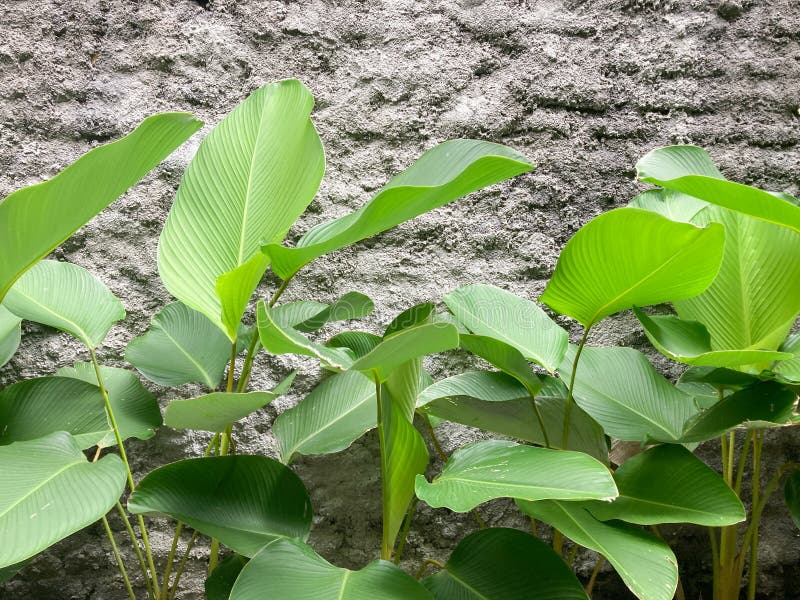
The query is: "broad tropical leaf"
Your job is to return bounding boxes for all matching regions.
[383,303,435,338]
[264,140,534,280]
[128,455,311,557]
[4,261,124,349]
[443,284,568,372]
[327,331,382,359]
[0,432,126,568]
[422,528,587,600]
[785,471,800,530]
[775,333,800,383]
[416,372,607,461]
[558,346,698,443]
[586,445,745,526]
[166,389,286,432]
[0,112,201,302]
[0,305,21,367]
[518,499,678,600]
[415,440,617,512]
[273,292,374,333]
[125,302,232,388]
[540,208,724,328]
[628,188,707,223]
[205,554,248,600]
[459,334,543,396]
[636,145,800,233]
[159,80,325,340]
[230,539,432,600]
[633,307,790,369]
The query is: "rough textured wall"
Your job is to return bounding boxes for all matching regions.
[1,0,799,598]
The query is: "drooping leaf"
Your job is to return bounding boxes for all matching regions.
[0,305,21,367]
[416,372,607,461]
[165,387,289,433]
[158,80,325,340]
[459,334,543,396]
[4,261,124,349]
[586,444,745,526]
[128,455,312,557]
[422,528,587,600]
[673,206,800,360]
[540,207,724,328]
[518,499,678,600]
[558,346,698,443]
[678,366,759,389]
[273,291,374,333]
[0,112,201,302]
[0,432,126,568]
[383,303,435,338]
[443,284,568,372]
[415,440,617,512]
[229,539,433,600]
[633,307,790,369]
[775,333,800,383]
[680,380,796,443]
[327,331,383,359]
[57,362,162,446]
[636,145,800,233]
[263,140,533,280]
[125,302,232,389]
[785,470,800,530]
[205,554,248,600]
[628,188,707,224]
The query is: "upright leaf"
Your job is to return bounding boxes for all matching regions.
[4,261,124,349]
[444,284,568,372]
[230,539,433,600]
[264,140,534,280]
[540,208,724,328]
[422,528,587,600]
[158,80,325,340]
[0,432,126,568]
[0,112,201,302]
[128,455,312,557]
[0,305,21,368]
[415,440,617,512]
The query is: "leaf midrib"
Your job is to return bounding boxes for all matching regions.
[0,457,85,519]
[11,287,95,348]
[156,324,216,388]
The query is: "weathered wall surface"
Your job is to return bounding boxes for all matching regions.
[1,0,799,598]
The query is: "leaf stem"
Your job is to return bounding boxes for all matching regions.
[734,432,752,496]
[585,554,605,596]
[101,515,136,600]
[375,374,392,561]
[529,396,551,449]
[415,558,445,580]
[115,502,154,600]
[160,522,183,599]
[562,328,590,450]
[746,429,762,600]
[393,497,418,565]
[168,531,198,600]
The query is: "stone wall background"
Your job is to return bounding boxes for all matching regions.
[1,0,799,597]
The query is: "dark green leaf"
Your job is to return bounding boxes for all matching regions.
[205,554,248,600]
[459,334,543,396]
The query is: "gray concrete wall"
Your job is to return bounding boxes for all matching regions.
[1,0,799,597]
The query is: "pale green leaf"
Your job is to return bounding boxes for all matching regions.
[273,291,374,333]
[327,331,383,359]
[775,333,800,383]
[0,305,21,367]
[166,390,285,432]
[628,188,707,224]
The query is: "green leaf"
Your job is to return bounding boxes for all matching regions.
[0,113,201,302]
[680,380,796,443]
[264,140,534,280]
[383,303,435,338]
[125,302,232,389]
[673,206,800,360]
[775,333,800,383]
[205,554,248,600]
[636,145,800,233]
[57,362,161,446]
[327,331,383,359]
[165,387,288,433]
[158,80,325,340]
[540,208,724,328]
[0,432,126,568]
[416,372,607,461]
[415,440,617,512]
[0,559,32,584]
[0,305,22,367]
[230,538,433,600]
[586,445,745,526]
[678,366,759,389]
[273,292,374,333]
[128,455,312,557]
[275,370,376,463]
[4,260,124,349]
[628,188,708,224]
[558,346,698,443]
[350,323,459,382]
[443,284,568,372]
[633,307,790,369]
[459,334,543,396]
[518,499,678,600]
[422,528,587,600]
[785,470,800,530]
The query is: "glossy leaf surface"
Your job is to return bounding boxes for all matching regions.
[628,188,707,223]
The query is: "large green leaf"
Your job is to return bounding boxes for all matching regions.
[166,389,285,432]
[673,206,800,360]
[158,80,325,340]
[128,455,311,557]
[628,188,708,224]
[275,370,376,463]
[459,334,543,396]
[327,331,383,359]
[775,333,800,383]
[586,445,744,526]
[422,528,587,600]
[0,305,21,367]
[125,302,232,388]
[4,260,124,349]
[230,539,433,600]
[518,499,678,600]
[636,145,800,233]
[0,113,201,302]
[273,292,374,333]
[205,554,248,600]
[785,471,800,530]
[558,346,698,443]
[0,432,126,568]
[57,362,161,446]
[264,140,534,280]
[540,208,724,328]
[416,372,607,461]
[415,440,617,512]
[443,284,568,372]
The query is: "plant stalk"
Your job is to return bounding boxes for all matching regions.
[562,328,590,450]
[585,555,605,596]
[375,375,392,561]
[168,531,198,600]
[160,522,183,600]
[101,515,136,600]
[393,497,419,565]
[115,502,154,600]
